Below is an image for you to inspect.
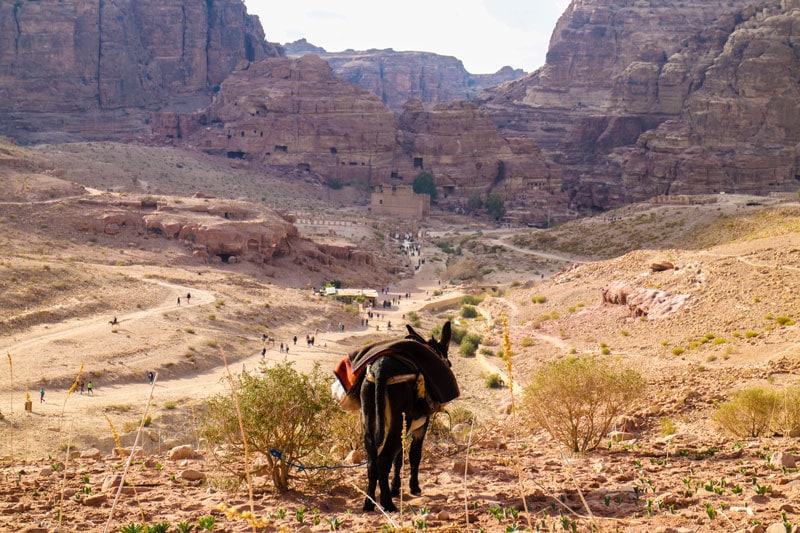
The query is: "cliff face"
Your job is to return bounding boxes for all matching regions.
[167,56,563,220]
[0,0,277,143]
[283,40,526,112]
[478,0,800,211]
[179,55,399,183]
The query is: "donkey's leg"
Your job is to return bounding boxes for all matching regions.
[363,454,379,512]
[390,448,403,496]
[362,382,379,512]
[408,422,429,495]
[377,445,399,512]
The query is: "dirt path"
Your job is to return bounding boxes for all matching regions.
[1,242,480,460]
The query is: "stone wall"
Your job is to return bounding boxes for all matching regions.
[370,186,430,219]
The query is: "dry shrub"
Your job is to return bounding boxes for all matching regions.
[201,361,339,491]
[522,356,645,453]
[713,386,799,437]
[442,258,482,283]
[775,385,800,435]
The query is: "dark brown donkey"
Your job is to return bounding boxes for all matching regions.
[356,322,458,512]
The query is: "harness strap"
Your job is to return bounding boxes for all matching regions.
[365,372,417,386]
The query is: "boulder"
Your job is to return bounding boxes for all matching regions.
[168,444,196,461]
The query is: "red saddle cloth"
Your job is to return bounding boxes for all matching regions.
[332,339,460,406]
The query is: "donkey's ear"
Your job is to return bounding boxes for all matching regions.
[406,324,425,344]
[440,321,452,347]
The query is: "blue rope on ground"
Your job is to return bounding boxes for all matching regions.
[269,448,367,471]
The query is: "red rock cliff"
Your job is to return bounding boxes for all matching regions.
[0,0,278,143]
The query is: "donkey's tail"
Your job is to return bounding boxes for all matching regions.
[374,370,388,455]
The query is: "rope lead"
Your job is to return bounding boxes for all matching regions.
[269,448,367,471]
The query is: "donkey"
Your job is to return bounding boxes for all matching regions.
[360,321,454,512]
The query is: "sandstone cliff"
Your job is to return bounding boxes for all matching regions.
[166,56,563,221]
[283,39,526,112]
[478,0,800,212]
[0,0,278,143]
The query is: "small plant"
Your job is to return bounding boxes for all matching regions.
[459,338,478,357]
[754,482,772,495]
[776,316,795,326]
[326,516,344,531]
[460,305,478,319]
[485,373,504,389]
[147,524,170,533]
[531,295,547,304]
[704,502,717,520]
[660,417,676,435]
[672,347,685,356]
[176,522,194,533]
[295,507,305,523]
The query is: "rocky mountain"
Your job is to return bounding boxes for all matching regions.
[283,39,526,111]
[161,55,563,218]
[2,0,799,222]
[0,0,279,143]
[477,0,800,212]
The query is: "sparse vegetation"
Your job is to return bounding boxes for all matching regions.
[201,361,339,491]
[522,356,645,453]
[712,387,780,437]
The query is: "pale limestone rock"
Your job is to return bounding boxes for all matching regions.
[168,444,196,461]
[179,469,206,481]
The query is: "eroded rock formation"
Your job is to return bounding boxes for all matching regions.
[0,0,278,143]
[283,39,526,111]
[168,56,564,221]
[78,196,372,271]
[478,0,800,212]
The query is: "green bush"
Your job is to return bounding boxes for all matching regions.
[406,310,421,327]
[522,357,645,453]
[200,361,339,491]
[459,338,478,357]
[712,387,780,437]
[531,295,547,304]
[464,332,483,346]
[485,374,504,389]
[460,294,485,306]
[460,305,478,319]
[449,326,468,345]
[774,386,800,436]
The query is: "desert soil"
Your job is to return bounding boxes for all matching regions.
[1,143,799,532]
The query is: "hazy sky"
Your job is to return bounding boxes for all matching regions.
[243,1,572,74]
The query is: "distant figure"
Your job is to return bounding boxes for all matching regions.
[177,297,181,305]
[40,389,45,403]
[261,347,266,358]
[279,343,284,353]
[262,334,268,342]
[87,381,93,395]
[293,335,297,345]
[186,292,191,302]
[79,380,85,395]
[148,371,154,385]
[109,317,118,325]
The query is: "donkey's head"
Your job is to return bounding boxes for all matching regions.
[406,321,451,364]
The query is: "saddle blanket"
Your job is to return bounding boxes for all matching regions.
[332,338,460,410]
